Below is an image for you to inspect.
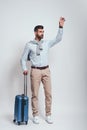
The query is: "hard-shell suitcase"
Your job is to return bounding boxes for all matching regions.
[13,75,29,125]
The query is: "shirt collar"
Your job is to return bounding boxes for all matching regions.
[32,39,44,44]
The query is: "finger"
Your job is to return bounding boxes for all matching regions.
[60,17,65,21]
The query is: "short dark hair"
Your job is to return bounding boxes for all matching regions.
[34,25,44,32]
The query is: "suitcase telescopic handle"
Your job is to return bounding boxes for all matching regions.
[24,74,27,96]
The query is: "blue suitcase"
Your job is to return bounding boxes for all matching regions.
[13,75,29,125]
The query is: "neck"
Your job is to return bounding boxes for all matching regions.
[35,37,41,42]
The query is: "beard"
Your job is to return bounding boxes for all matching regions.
[36,34,44,40]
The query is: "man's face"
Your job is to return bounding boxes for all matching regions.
[35,29,44,40]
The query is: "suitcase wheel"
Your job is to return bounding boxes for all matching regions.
[13,119,16,123]
[18,122,21,125]
[25,121,28,125]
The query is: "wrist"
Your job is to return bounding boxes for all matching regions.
[59,25,63,28]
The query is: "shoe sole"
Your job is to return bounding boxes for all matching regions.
[45,120,53,124]
[33,121,39,124]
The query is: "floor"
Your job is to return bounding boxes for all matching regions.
[0,105,86,130]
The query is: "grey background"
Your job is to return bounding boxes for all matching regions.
[0,0,87,130]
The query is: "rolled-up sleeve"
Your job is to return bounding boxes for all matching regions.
[48,28,63,48]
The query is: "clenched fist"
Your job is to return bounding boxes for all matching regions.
[59,17,65,28]
[23,70,28,75]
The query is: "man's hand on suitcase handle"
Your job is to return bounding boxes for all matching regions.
[23,70,28,75]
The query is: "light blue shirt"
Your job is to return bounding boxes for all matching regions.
[20,28,63,71]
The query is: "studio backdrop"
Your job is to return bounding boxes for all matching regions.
[0,0,86,130]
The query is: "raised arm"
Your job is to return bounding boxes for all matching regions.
[20,42,30,75]
[48,17,65,48]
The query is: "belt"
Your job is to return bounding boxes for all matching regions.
[31,65,49,70]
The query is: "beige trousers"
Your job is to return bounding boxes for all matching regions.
[30,67,52,116]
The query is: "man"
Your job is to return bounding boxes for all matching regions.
[20,17,65,124]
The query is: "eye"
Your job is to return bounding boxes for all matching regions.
[39,30,44,33]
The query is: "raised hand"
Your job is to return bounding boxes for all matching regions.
[59,17,65,28]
